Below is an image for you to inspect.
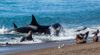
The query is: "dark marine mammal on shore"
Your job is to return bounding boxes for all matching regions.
[76,31,89,44]
[4,15,62,36]
[20,30,33,42]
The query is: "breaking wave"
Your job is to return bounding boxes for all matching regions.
[0,25,100,44]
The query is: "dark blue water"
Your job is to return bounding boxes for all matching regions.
[0,0,100,44]
[0,0,100,28]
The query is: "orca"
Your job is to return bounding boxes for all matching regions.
[76,34,86,44]
[75,27,87,32]
[76,31,89,44]
[92,29,99,34]
[13,23,17,28]
[5,15,62,36]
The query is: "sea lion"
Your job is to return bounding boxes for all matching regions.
[20,30,33,42]
[76,31,89,44]
[93,30,99,42]
[76,34,86,44]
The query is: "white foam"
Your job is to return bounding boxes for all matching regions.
[0,26,8,34]
[0,25,100,44]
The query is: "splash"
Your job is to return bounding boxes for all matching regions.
[0,25,100,44]
[0,26,8,34]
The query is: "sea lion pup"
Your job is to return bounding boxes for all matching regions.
[76,31,89,44]
[93,30,99,42]
[20,30,33,42]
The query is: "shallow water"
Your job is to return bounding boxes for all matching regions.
[0,40,75,55]
[0,0,100,44]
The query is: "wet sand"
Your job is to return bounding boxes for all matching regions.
[6,42,100,55]
[0,40,75,55]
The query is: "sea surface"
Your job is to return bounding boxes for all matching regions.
[0,0,100,44]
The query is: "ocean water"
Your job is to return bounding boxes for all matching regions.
[0,0,100,44]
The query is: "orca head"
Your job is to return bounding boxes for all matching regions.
[52,23,61,29]
[51,23,62,36]
[30,15,40,26]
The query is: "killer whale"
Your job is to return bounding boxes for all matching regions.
[76,31,89,44]
[5,15,62,35]
[13,23,17,28]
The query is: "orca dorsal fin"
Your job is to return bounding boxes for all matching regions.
[13,23,17,28]
[30,15,39,26]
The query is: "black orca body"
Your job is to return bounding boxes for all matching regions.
[92,29,99,34]
[75,27,87,32]
[5,15,61,35]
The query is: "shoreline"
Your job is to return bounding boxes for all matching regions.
[0,39,75,55]
[6,41,100,55]
[0,37,97,55]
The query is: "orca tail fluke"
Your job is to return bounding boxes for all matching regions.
[84,31,89,40]
[13,23,17,28]
[30,15,39,26]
